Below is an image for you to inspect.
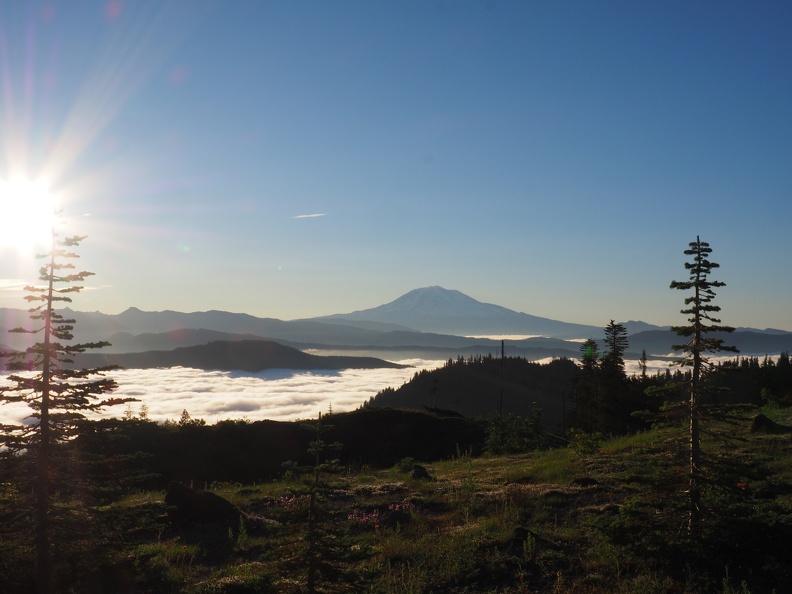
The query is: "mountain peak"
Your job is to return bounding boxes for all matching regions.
[386,286,481,314]
[318,287,601,339]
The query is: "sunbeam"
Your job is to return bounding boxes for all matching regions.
[0,176,56,254]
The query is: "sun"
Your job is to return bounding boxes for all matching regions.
[0,177,57,254]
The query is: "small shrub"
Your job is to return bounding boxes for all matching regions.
[568,430,604,458]
[397,457,417,473]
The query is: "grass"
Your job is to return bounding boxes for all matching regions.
[5,404,791,593]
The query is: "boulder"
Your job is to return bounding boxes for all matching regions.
[165,482,241,532]
[411,464,434,481]
[751,413,792,434]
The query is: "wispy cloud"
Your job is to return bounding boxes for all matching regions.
[292,213,327,219]
[0,279,28,291]
[0,279,110,293]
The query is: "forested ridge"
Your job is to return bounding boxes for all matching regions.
[70,339,405,372]
[366,351,792,435]
[365,355,578,432]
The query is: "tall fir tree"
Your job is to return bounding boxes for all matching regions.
[569,323,642,435]
[670,236,737,533]
[282,412,354,593]
[0,229,130,593]
[601,320,628,375]
[638,349,648,381]
[598,320,631,434]
[569,338,600,432]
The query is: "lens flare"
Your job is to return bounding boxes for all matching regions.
[0,177,57,253]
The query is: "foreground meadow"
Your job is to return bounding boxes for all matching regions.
[33,403,785,594]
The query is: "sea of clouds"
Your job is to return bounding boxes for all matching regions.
[0,359,447,426]
[0,355,687,427]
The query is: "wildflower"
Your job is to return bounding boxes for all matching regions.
[347,508,380,525]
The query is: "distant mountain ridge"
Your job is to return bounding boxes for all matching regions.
[627,329,792,358]
[0,307,389,352]
[1,287,790,366]
[312,286,609,339]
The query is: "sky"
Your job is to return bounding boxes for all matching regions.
[1,1,790,331]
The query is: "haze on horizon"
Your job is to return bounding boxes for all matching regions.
[1,1,790,332]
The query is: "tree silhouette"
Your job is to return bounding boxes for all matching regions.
[280,412,351,593]
[638,349,648,380]
[670,236,737,533]
[569,339,600,432]
[0,229,130,593]
[570,325,634,434]
[599,320,631,432]
[601,320,628,376]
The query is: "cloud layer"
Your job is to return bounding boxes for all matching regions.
[2,355,732,428]
[0,359,445,426]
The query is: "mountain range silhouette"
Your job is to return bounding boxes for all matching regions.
[2,287,790,367]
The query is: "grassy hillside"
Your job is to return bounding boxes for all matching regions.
[3,405,789,593]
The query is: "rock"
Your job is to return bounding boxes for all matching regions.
[165,482,241,533]
[751,413,791,434]
[411,465,434,481]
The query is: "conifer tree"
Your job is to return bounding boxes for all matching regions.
[638,349,648,381]
[0,228,130,593]
[571,325,635,434]
[670,236,737,533]
[282,412,352,593]
[579,338,599,374]
[569,339,600,432]
[303,412,344,593]
[599,320,631,432]
[601,320,628,376]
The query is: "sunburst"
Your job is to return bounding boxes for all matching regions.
[0,177,57,255]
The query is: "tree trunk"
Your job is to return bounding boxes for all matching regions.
[35,453,52,594]
[36,237,56,594]
[689,377,701,533]
[688,272,702,534]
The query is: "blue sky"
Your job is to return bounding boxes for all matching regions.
[1,1,790,331]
